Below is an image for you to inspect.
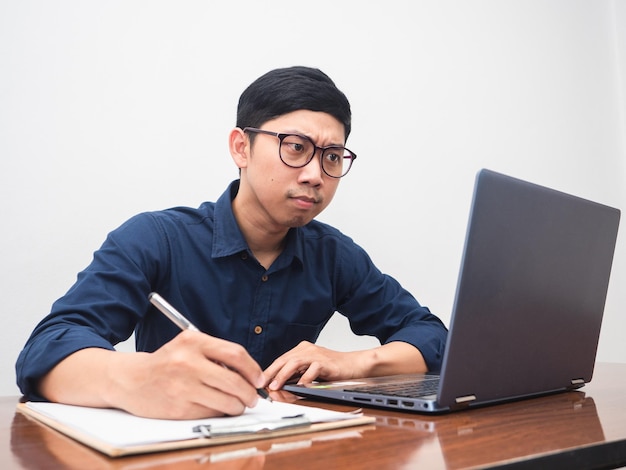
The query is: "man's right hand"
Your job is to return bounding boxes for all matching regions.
[39,330,266,419]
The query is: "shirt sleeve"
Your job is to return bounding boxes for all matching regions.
[15,213,166,400]
[335,241,448,372]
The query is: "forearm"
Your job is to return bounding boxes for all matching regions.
[38,348,144,408]
[355,341,428,377]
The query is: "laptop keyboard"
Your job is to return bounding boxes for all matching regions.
[344,378,440,398]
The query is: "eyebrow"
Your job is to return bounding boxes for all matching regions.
[279,129,345,148]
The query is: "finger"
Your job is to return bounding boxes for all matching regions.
[263,357,289,387]
[197,357,261,410]
[267,360,309,391]
[133,358,251,419]
[196,379,254,417]
[168,332,262,410]
[263,342,315,388]
[181,386,249,418]
[197,335,265,389]
[298,362,322,384]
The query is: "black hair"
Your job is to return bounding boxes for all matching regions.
[236,66,352,139]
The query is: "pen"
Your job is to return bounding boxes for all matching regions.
[148,292,272,403]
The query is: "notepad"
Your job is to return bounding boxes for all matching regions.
[17,400,375,457]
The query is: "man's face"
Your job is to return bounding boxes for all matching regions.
[238,109,346,230]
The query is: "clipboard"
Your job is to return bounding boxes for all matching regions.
[16,400,375,457]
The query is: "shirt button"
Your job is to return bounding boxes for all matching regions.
[254,325,263,334]
[241,252,248,260]
[261,275,269,282]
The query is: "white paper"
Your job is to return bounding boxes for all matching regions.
[25,400,361,447]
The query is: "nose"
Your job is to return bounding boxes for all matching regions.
[297,152,324,186]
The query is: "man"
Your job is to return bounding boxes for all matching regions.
[16,66,447,419]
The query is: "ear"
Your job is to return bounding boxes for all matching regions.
[229,128,249,169]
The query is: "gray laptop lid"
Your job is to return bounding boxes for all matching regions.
[437,169,620,409]
[284,169,620,413]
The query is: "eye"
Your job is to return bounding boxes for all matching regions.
[282,136,310,155]
[289,142,306,153]
[324,151,343,165]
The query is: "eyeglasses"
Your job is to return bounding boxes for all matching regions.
[243,127,357,178]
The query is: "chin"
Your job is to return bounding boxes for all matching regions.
[287,215,314,228]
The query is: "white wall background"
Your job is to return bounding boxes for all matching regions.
[1,1,624,397]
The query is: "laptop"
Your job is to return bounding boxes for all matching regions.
[284,169,621,413]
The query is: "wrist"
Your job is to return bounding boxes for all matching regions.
[103,351,150,409]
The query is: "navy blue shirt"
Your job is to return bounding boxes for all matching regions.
[16,181,447,399]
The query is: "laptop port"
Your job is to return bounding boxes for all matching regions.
[402,401,415,408]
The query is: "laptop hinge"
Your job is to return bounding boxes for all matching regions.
[455,394,477,404]
[571,378,585,386]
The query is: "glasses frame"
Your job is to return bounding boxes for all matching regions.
[243,127,356,178]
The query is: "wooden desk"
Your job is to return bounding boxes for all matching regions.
[2,362,626,469]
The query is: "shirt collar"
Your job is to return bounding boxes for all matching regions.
[212,180,304,266]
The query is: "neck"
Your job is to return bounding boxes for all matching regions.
[231,198,288,270]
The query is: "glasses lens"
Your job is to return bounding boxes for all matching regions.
[279,135,314,167]
[322,148,354,177]
[278,133,355,178]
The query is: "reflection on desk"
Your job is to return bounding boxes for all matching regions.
[4,362,626,469]
[10,410,374,469]
[380,392,604,469]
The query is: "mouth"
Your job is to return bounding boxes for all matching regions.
[290,194,320,210]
